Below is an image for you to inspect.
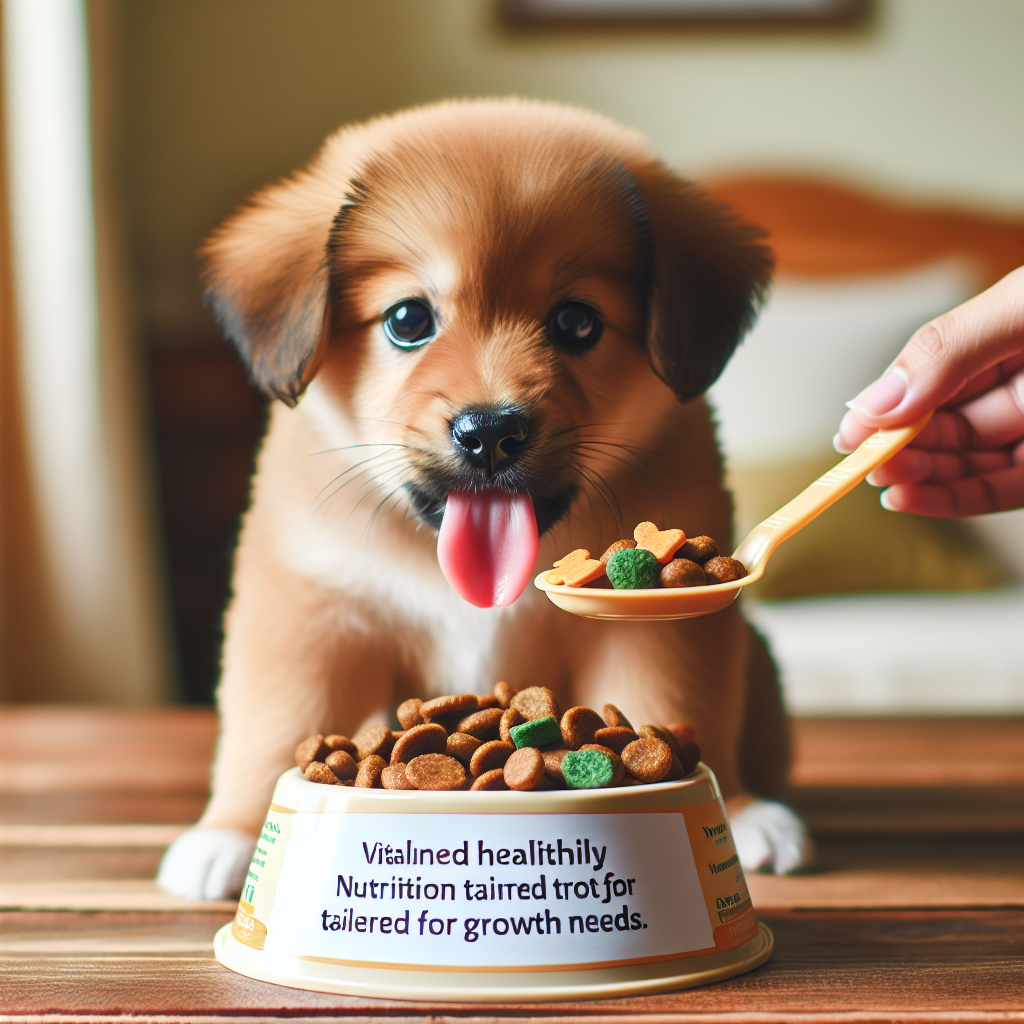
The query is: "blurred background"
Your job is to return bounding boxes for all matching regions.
[1,0,1021,713]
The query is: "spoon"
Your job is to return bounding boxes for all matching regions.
[534,412,932,621]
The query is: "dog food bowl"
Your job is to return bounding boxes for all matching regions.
[536,414,931,621]
[214,764,771,1002]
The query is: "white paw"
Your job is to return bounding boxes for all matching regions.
[730,799,812,875]
[157,828,257,900]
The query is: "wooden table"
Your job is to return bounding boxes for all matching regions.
[1,708,1021,1023]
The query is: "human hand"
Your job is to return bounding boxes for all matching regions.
[835,266,1024,516]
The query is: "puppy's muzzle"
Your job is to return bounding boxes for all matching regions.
[450,409,529,478]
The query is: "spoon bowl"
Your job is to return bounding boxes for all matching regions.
[535,414,932,621]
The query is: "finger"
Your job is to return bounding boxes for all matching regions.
[834,409,874,454]
[880,463,1024,517]
[867,446,1012,487]
[938,351,1024,408]
[845,267,1024,429]
[953,368,1024,449]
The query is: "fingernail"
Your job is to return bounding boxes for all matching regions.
[879,488,896,511]
[832,432,853,455]
[846,369,907,417]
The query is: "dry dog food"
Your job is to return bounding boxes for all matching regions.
[296,685,702,793]
[544,521,746,591]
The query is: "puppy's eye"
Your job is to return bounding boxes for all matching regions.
[382,299,436,349]
[549,301,602,352]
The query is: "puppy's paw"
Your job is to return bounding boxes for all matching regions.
[730,799,812,875]
[157,828,257,901]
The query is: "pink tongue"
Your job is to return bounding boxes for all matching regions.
[437,490,539,608]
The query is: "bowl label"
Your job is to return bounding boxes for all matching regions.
[255,799,753,971]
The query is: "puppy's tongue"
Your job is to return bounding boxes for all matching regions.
[437,490,539,608]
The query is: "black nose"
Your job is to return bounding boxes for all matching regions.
[451,409,529,476]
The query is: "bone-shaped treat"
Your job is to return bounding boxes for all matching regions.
[544,548,605,587]
[633,522,686,564]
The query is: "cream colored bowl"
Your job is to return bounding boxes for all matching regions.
[215,764,772,1001]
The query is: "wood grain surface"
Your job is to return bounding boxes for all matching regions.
[1,708,1022,1023]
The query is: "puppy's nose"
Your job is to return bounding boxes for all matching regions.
[451,409,529,476]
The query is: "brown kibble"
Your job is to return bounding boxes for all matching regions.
[599,539,636,566]
[470,768,509,791]
[660,558,707,588]
[406,753,467,791]
[457,707,504,740]
[304,761,342,785]
[353,725,395,762]
[541,748,569,787]
[476,694,500,710]
[679,741,702,775]
[511,686,561,722]
[621,737,673,783]
[601,703,632,730]
[324,749,358,781]
[295,734,328,772]
[503,746,545,791]
[470,740,515,777]
[354,754,387,788]
[381,763,415,790]
[396,699,424,731]
[639,724,682,758]
[703,556,747,584]
[663,753,685,782]
[678,535,719,566]
[323,734,358,757]
[420,694,478,723]
[390,723,447,765]
[583,574,614,589]
[579,743,626,786]
[493,680,517,709]
[593,726,638,754]
[559,706,606,749]
[446,732,482,767]
[499,707,524,743]
[667,722,697,746]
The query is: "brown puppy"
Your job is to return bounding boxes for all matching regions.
[158,99,805,900]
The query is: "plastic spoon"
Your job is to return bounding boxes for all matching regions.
[534,412,932,621]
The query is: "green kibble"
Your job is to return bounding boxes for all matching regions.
[561,749,615,789]
[606,548,660,589]
[509,715,562,750]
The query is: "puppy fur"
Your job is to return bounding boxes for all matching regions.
[197,99,787,838]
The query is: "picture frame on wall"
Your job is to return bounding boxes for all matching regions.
[502,0,867,28]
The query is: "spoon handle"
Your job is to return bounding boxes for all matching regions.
[732,412,933,579]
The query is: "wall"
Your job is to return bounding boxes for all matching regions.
[115,0,1024,347]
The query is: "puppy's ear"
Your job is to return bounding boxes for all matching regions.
[637,164,773,404]
[200,175,342,406]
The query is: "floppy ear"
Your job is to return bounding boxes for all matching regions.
[636,163,773,404]
[200,173,344,406]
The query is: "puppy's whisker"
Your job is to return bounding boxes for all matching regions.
[576,444,651,481]
[309,442,410,456]
[576,464,624,529]
[574,435,659,461]
[348,415,434,441]
[310,451,406,513]
[308,453,410,527]
[363,478,412,543]
[347,464,411,529]
[575,441,658,486]
[575,448,664,527]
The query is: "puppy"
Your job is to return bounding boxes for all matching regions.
[158,99,809,900]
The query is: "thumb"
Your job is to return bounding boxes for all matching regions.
[846,266,1024,429]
